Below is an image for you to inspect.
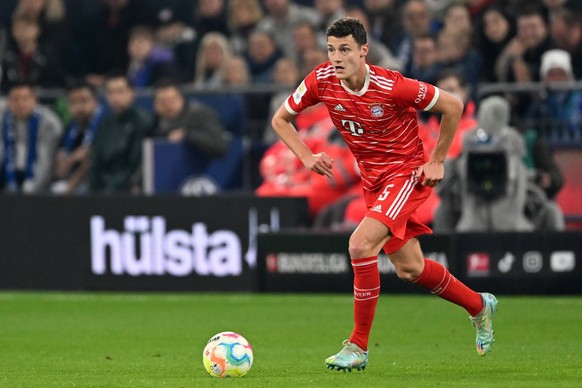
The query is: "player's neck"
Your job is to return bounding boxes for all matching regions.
[341,64,369,93]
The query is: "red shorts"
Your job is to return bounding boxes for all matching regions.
[364,172,433,254]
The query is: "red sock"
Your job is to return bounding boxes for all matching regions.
[349,256,380,351]
[414,258,483,316]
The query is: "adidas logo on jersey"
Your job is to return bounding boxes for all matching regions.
[334,104,346,111]
[372,204,382,213]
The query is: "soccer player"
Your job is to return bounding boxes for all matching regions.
[270,17,498,371]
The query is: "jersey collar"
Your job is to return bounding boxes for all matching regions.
[340,64,370,96]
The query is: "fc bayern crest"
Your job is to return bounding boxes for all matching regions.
[370,104,384,118]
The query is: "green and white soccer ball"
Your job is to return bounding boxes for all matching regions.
[202,331,253,377]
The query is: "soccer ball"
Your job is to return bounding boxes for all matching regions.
[202,331,253,377]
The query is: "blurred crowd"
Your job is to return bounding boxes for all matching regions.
[0,0,580,231]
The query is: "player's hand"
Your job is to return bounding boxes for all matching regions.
[302,152,334,178]
[417,160,444,187]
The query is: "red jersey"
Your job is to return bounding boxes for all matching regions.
[285,62,439,192]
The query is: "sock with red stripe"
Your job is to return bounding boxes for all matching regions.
[414,258,483,316]
[349,256,380,351]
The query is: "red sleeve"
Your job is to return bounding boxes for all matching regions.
[284,70,320,115]
[391,72,440,111]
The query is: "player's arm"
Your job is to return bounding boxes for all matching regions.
[271,104,334,177]
[418,89,463,186]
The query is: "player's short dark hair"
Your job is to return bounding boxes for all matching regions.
[327,17,367,46]
[66,79,97,97]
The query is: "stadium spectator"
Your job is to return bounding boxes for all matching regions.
[495,4,553,83]
[194,32,233,89]
[1,13,65,93]
[52,80,103,194]
[152,80,230,158]
[315,0,347,40]
[82,0,157,87]
[362,0,401,50]
[0,81,63,193]
[291,21,322,70]
[440,1,473,37]
[219,56,251,87]
[155,10,196,82]
[264,58,301,144]
[424,0,455,20]
[465,0,496,18]
[245,30,284,84]
[7,0,69,69]
[227,0,263,56]
[525,49,582,142]
[436,29,482,96]
[407,33,440,85]
[193,0,229,39]
[126,26,177,88]
[299,47,328,78]
[392,0,434,74]
[88,74,151,194]
[346,7,403,71]
[549,5,582,79]
[255,0,319,60]
[475,5,515,82]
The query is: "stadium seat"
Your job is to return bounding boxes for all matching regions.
[188,93,246,136]
[143,136,244,195]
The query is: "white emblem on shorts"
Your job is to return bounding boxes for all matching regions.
[372,204,382,213]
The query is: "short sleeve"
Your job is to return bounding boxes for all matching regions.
[284,70,320,115]
[391,72,439,111]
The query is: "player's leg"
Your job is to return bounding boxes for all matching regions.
[325,216,389,371]
[389,238,498,356]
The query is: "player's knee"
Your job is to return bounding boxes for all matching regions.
[348,235,375,259]
[394,262,422,282]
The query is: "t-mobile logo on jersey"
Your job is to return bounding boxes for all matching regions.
[341,120,364,136]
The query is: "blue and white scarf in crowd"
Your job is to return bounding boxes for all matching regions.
[62,106,103,153]
[2,109,40,191]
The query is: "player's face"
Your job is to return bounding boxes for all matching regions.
[327,36,367,80]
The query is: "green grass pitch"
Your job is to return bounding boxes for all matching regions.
[1,292,581,387]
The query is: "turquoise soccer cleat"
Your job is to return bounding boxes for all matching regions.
[470,292,498,356]
[325,340,368,372]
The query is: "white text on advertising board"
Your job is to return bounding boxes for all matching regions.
[91,216,242,277]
